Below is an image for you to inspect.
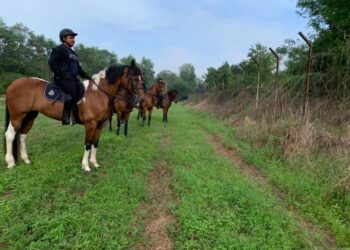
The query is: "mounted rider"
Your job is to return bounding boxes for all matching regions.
[156,77,165,109]
[48,28,92,125]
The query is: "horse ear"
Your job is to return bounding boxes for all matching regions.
[130,59,136,67]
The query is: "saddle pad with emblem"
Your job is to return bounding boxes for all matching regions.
[44,82,66,102]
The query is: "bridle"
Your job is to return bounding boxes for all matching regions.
[90,68,142,101]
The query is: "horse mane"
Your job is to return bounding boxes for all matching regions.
[167,89,178,100]
[167,89,178,96]
[91,69,107,90]
[106,64,128,84]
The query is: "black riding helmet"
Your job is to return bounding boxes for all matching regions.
[59,28,78,42]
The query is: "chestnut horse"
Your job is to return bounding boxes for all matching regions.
[108,88,135,136]
[161,90,178,123]
[136,79,167,126]
[4,60,142,171]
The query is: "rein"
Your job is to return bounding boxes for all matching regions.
[91,79,116,102]
[91,75,143,109]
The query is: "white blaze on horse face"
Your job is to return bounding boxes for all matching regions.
[82,147,91,172]
[89,145,100,168]
[19,134,31,164]
[5,122,16,168]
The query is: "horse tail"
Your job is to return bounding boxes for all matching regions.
[4,101,18,161]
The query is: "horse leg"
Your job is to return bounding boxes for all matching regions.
[124,112,131,137]
[82,121,97,172]
[148,108,153,126]
[89,124,103,168]
[19,111,39,164]
[109,116,112,132]
[142,108,146,126]
[5,109,25,168]
[116,112,121,135]
[5,122,17,168]
[165,109,168,123]
[137,109,141,120]
[162,108,166,123]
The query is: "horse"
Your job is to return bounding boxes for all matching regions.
[136,79,167,126]
[108,88,135,136]
[160,90,178,123]
[4,60,143,171]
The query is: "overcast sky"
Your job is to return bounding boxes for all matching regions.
[1,0,310,77]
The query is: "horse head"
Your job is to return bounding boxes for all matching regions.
[123,59,143,94]
[168,90,179,103]
[105,60,142,95]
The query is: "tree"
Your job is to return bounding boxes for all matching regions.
[0,19,120,94]
[179,63,197,91]
[139,57,155,86]
[120,55,136,65]
[0,20,55,92]
[75,44,118,75]
[247,43,274,85]
[157,70,190,100]
[297,0,350,50]
[204,67,219,89]
[217,61,235,89]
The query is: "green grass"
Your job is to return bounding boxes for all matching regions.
[0,104,160,249]
[0,101,345,248]
[158,109,305,249]
[187,106,350,247]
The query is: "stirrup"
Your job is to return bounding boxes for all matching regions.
[62,117,71,125]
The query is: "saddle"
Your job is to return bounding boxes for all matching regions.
[43,81,86,124]
[43,82,85,103]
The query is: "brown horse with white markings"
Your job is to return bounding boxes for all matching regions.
[136,79,167,126]
[160,90,178,123]
[4,60,142,171]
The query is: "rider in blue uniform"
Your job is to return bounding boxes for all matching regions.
[156,78,164,109]
[49,28,92,125]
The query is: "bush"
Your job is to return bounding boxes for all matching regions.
[0,72,24,94]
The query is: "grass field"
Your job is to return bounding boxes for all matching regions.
[0,101,348,249]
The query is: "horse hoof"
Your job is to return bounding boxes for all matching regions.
[89,160,100,168]
[82,165,91,172]
[7,164,15,169]
[23,159,31,164]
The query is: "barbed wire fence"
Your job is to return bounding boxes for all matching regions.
[195,33,350,127]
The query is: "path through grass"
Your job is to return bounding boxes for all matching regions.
[0,102,345,249]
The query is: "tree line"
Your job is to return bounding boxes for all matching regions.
[0,18,197,100]
[201,0,350,99]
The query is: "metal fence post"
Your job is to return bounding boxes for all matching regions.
[299,32,313,117]
[269,47,280,121]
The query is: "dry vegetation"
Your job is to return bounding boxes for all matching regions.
[188,89,350,192]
